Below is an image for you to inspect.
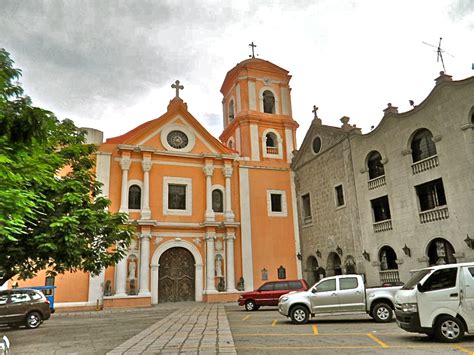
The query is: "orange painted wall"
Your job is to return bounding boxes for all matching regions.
[248,168,297,284]
[15,270,90,303]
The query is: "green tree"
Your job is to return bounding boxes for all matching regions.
[0,48,134,286]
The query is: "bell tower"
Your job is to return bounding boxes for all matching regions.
[219,54,302,290]
[219,57,298,163]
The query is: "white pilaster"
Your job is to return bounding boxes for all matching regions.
[115,257,127,296]
[119,156,131,213]
[95,152,111,198]
[290,171,303,279]
[285,128,294,163]
[224,164,235,221]
[239,167,254,291]
[138,233,151,296]
[250,124,260,161]
[248,80,256,110]
[87,270,105,304]
[225,232,237,292]
[236,83,241,113]
[141,158,152,219]
[205,233,217,293]
[203,165,215,221]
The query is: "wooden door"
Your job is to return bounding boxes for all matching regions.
[158,247,195,303]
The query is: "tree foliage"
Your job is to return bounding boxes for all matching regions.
[0,48,134,285]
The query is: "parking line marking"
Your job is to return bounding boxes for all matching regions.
[453,345,474,354]
[312,325,319,335]
[271,320,277,327]
[367,333,389,348]
[242,315,250,321]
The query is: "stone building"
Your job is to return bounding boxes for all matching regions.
[293,72,474,287]
[15,57,302,309]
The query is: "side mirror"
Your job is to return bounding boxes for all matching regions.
[416,283,424,293]
[311,288,317,294]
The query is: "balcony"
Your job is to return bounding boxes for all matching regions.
[266,146,279,155]
[373,219,393,233]
[379,269,400,284]
[419,205,449,224]
[411,155,439,175]
[368,175,386,190]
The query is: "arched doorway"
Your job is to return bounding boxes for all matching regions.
[427,238,456,266]
[158,247,195,303]
[326,252,342,276]
[379,246,400,284]
[305,256,319,286]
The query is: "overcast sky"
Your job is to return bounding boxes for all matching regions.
[1,0,473,147]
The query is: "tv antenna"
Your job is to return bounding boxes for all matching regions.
[422,37,454,72]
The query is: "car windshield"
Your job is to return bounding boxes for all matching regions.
[402,269,432,290]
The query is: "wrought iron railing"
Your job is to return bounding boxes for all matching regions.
[266,146,279,155]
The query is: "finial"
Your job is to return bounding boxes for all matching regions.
[312,105,318,119]
[171,80,184,98]
[249,41,257,58]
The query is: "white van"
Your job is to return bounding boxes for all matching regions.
[394,262,474,342]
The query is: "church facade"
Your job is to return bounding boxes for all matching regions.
[13,57,302,309]
[293,72,474,287]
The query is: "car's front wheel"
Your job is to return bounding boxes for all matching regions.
[245,300,258,311]
[290,305,309,324]
[371,302,393,323]
[25,311,42,329]
[435,315,465,342]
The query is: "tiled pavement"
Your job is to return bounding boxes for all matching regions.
[106,303,236,354]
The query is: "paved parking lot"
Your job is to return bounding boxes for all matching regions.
[2,303,474,354]
[226,305,474,354]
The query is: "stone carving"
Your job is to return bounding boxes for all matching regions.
[215,255,223,277]
[128,257,137,280]
[119,156,131,170]
[203,165,214,177]
[104,280,112,296]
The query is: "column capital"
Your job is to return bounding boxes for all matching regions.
[225,232,236,240]
[204,233,216,240]
[203,165,214,177]
[223,165,233,178]
[120,156,131,170]
[142,158,152,172]
[140,232,152,239]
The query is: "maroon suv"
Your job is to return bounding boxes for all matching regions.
[238,279,309,311]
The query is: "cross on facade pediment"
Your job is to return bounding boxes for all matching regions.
[171,80,184,98]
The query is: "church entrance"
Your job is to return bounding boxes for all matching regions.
[158,247,195,303]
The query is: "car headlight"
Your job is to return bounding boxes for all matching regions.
[401,303,417,313]
[279,296,289,303]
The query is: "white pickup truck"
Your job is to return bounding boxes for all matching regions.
[278,274,402,324]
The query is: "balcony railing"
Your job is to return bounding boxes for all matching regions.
[368,175,386,190]
[419,205,449,224]
[379,269,400,284]
[373,219,393,233]
[411,155,439,175]
[266,146,279,155]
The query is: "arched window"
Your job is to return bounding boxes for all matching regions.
[367,151,385,179]
[427,238,456,266]
[263,90,275,114]
[379,246,398,270]
[228,140,233,149]
[212,189,224,213]
[128,185,141,210]
[228,100,235,121]
[265,132,278,154]
[411,129,437,162]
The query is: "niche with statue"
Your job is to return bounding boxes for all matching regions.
[127,255,138,295]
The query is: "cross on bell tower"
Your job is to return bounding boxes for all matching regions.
[249,42,257,58]
[171,80,184,98]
